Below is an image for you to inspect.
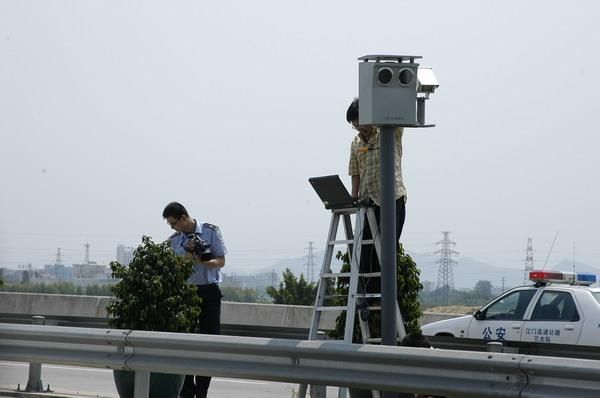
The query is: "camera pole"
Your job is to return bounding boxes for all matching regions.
[380,126,398,398]
[380,125,397,349]
[356,54,438,398]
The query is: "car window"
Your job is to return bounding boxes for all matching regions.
[530,291,579,322]
[591,292,600,305]
[484,289,536,320]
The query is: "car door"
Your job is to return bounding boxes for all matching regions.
[521,290,583,344]
[467,288,537,343]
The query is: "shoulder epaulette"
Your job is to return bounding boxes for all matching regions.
[168,231,179,239]
[203,223,219,230]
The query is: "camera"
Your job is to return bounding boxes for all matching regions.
[184,234,213,262]
[358,54,438,127]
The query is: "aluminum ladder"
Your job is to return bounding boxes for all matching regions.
[298,205,406,398]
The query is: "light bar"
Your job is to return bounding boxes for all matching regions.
[576,272,597,285]
[529,270,597,286]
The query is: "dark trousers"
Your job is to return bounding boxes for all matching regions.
[181,284,222,398]
[358,197,406,296]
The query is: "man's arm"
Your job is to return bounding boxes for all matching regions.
[351,175,360,200]
[202,256,225,268]
[349,139,360,200]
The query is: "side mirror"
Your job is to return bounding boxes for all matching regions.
[473,310,485,320]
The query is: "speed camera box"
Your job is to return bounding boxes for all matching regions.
[358,57,419,126]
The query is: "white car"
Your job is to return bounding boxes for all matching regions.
[421,271,600,346]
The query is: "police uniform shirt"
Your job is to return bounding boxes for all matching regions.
[168,221,227,286]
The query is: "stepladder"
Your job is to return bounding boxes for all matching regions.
[298,205,407,398]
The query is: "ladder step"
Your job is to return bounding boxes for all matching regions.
[323,294,348,299]
[358,272,381,277]
[322,272,350,278]
[364,337,403,344]
[327,239,375,245]
[327,239,353,245]
[352,293,381,299]
[315,306,347,312]
[321,272,381,278]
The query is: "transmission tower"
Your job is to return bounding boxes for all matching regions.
[55,248,63,265]
[435,231,458,305]
[523,238,534,284]
[304,241,316,282]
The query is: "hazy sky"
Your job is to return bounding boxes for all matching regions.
[1,1,599,278]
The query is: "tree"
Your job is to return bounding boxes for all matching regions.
[21,270,30,285]
[107,236,201,333]
[329,244,424,341]
[472,280,493,300]
[266,268,316,305]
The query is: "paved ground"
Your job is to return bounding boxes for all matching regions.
[0,361,339,398]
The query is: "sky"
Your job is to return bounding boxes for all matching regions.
[1,1,600,280]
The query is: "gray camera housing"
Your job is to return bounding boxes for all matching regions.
[358,55,437,127]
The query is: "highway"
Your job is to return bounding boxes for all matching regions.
[0,361,338,398]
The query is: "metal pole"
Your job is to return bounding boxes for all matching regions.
[379,126,397,347]
[134,371,150,398]
[25,316,45,392]
[380,126,398,398]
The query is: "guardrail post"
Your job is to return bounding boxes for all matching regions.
[309,332,327,398]
[134,371,150,398]
[25,316,45,392]
[487,341,503,353]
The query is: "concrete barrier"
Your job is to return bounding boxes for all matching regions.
[0,292,460,332]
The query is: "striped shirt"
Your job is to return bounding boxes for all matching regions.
[348,127,406,206]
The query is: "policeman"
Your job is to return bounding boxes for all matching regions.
[162,201,227,398]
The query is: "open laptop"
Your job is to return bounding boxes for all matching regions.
[308,175,356,209]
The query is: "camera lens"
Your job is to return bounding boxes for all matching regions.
[376,67,393,86]
[398,68,414,86]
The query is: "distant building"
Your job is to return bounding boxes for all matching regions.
[222,271,280,290]
[72,262,110,280]
[42,263,73,280]
[116,244,134,266]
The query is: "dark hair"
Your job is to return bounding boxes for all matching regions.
[346,97,359,124]
[400,332,432,348]
[162,202,189,219]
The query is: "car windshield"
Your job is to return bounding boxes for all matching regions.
[591,292,600,305]
[484,289,536,320]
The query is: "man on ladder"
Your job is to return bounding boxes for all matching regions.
[300,97,413,398]
[347,97,408,306]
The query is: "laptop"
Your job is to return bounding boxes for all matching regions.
[309,175,356,209]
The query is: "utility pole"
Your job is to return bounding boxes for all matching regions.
[435,231,458,305]
[523,238,534,284]
[304,241,316,282]
[55,248,63,265]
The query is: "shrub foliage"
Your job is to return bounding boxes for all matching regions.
[329,244,423,341]
[107,236,201,333]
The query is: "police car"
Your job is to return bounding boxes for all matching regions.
[421,271,600,346]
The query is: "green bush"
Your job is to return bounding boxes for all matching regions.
[329,244,423,341]
[266,268,316,305]
[106,236,201,333]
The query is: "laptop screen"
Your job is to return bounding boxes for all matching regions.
[308,175,355,209]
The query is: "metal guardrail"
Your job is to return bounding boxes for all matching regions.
[0,312,311,340]
[2,324,600,398]
[429,335,600,361]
